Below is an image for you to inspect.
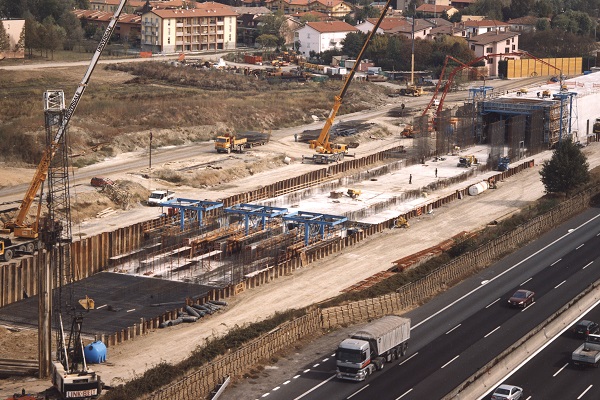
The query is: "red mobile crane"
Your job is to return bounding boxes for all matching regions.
[422,51,565,120]
[306,0,394,164]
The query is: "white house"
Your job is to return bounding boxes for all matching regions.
[463,19,509,37]
[466,31,520,76]
[295,21,357,56]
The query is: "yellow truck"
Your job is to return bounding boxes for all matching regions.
[215,134,248,153]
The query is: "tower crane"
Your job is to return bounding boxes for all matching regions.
[306,0,394,164]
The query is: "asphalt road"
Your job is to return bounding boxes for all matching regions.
[250,207,600,400]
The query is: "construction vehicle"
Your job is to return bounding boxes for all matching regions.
[593,117,600,134]
[347,189,362,199]
[496,156,510,171]
[336,316,410,381]
[399,84,423,96]
[457,155,477,168]
[401,125,414,138]
[305,0,394,164]
[394,216,409,228]
[215,134,248,153]
[572,333,600,367]
[147,190,175,206]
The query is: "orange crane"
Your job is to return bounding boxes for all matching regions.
[306,0,394,164]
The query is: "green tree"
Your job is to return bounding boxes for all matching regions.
[58,11,83,51]
[354,5,381,23]
[341,31,366,58]
[40,16,65,59]
[258,13,290,46]
[24,14,42,56]
[256,33,278,49]
[539,139,590,196]
[463,0,503,21]
[536,18,550,30]
[0,21,9,51]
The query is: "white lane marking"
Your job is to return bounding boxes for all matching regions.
[322,358,329,362]
[412,212,600,330]
[283,380,291,385]
[553,363,569,377]
[293,375,300,379]
[398,352,418,366]
[551,258,562,266]
[485,326,501,338]
[273,386,280,391]
[347,384,369,399]
[554,280,566,289]
[126,308,136,312]
[486,298,500,308]
[521,302,535,312]
[577,384,593,399]
[477,296,600,400]
[331,353,336,357]
[303,369,310,373]
[261,393,270,398]
[312,363,320,368]
[583,261,593,269]
[525,397,532,400]
[395,388,413,399]
[446,324,461,334]
[293,375,335,400]
[520,277,533,286]
[441,355,459,369]
[96,304,107,309]
[576,243,585,250]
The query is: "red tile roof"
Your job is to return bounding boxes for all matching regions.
[463,19,509,27]
[305,20,357,33]
[151,2,237,17]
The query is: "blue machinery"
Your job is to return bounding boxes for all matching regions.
[283,211,348,246]
[159,200,348,246]
[159,198,223,231]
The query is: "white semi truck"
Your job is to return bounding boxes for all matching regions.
[572,333,600,367]
[336,315,410,381]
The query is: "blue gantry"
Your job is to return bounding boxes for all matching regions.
[223,204,288,235]
[159,198,223,231]
[282,211,348,245]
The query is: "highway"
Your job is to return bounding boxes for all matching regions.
[254,208,600,400]
[488,289,600,399]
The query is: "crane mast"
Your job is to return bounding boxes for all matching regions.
[309,0,394,155]
[7,0,129,238]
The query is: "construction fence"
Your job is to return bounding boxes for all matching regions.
[144,181,600,400]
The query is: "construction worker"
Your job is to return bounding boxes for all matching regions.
[409,174,412,184]
[435,168,438,178]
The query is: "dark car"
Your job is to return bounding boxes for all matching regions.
[572,320,600,338]
[507,289,535,308]
[90,177,114,187]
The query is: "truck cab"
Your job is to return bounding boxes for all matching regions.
[336,339,372,381]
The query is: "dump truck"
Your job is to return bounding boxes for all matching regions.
[215,134,248,153]
[336,315,410,381]
[147,190,175,206]
[572,333,600,367]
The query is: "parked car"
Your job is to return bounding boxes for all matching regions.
[572,320,600,338]
[90,177,114,187]
[507,289,535,308]
[491,384,523,400]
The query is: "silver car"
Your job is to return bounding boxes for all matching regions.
[491,384,523,400]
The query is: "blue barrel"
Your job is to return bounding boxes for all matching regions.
[84,341,107,364]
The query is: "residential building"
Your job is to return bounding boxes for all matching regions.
[234,6,272,46]
[356,17,435,39]
[466,31,520,76]
[0,19,25,59]
[295,20,357,56]
[415,4,458,18]
[73,10,141,43]
[507,16,548,33]
[89,0,145,14]
[428,21,468,41]
[450,0,476,10]
[463,19,509,37]
[141,3,238,53]
[265,0,353,18]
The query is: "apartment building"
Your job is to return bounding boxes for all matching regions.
[141,2,237,53]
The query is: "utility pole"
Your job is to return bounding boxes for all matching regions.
[149,131,153,171]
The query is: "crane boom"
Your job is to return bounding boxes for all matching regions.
[8,0,128,236]
[309,0,394,154]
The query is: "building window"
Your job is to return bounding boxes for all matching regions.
[512,44,515,50]
[506,39,510,45]
[486,46,493,53]
[168,37,170,44]
[471,45,475,51]
[487,58,493,64]
[505,47,509,53]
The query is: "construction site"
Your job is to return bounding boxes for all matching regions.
[2,2,600,398]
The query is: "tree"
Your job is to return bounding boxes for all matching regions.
[58,11,83,51]
[40,16,65,59]
[0,20,9,51]
[341,31,366,58]
[539,139,590,196]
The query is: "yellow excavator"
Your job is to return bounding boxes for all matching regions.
[305,0,394,164]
